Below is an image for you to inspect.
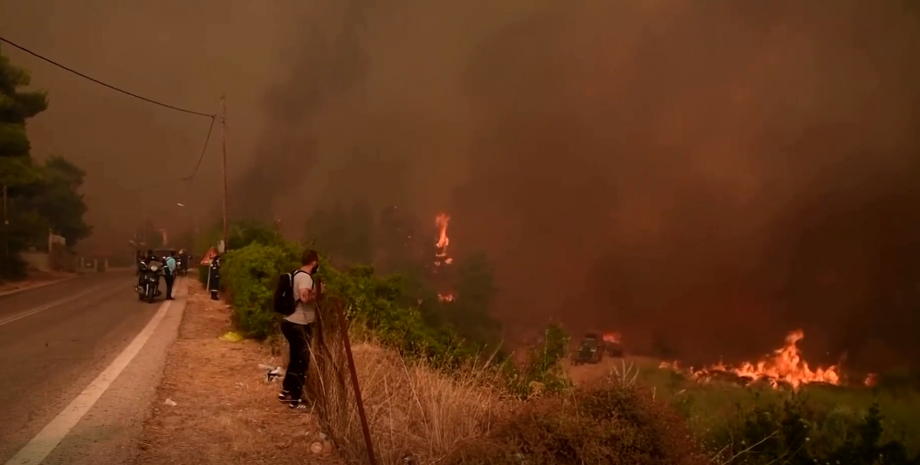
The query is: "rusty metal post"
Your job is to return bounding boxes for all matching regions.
[312,279,348,394]
[335,301,377,465]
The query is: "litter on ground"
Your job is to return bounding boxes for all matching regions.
[218,331,244,342]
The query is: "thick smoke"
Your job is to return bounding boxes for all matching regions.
[453,0,920,370]
[229,0,372,220]
[240,0,920,371]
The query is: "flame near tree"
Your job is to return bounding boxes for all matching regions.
[434,213,452,266]
[661,329,842,389]
[434,213,456,302]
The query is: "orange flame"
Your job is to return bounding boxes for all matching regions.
[692,330,840,389]
[436,213,450,250]
[659,361,681,371]
[434,213,456,300]
[434,213,453,267]
[603,332,622,344]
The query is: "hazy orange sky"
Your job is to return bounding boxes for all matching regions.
[3,0,920,370]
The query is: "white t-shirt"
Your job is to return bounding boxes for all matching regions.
[284,271,316,325]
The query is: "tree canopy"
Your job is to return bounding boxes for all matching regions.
[1,48,91,278]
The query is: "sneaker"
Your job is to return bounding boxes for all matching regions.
[289,398,309,410]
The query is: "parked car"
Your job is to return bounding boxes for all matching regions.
[572,331,605,365]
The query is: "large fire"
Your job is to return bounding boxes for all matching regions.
[660,329,841,389]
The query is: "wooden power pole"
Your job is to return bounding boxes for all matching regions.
[2,183,8,261]
[220,94,229,253]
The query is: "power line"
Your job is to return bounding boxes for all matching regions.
[183,115,216,182]
[0,35,216,119]
[121,113,213,191]
[1,36,220,188]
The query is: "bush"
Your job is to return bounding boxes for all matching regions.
[446,382,707,465]
[317,263,481,367]
[632,360,920,465]
[709,395,920,465]
[220,241,299,339]
[500,323,572,399]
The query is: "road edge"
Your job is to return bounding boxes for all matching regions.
[3,278,189,465]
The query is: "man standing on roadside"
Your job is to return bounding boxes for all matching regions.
[164,250,177,300]
[278,249,319,410]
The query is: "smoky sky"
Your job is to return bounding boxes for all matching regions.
[235,0,920,371]
[7,0,920,371]
[451,0,920,370]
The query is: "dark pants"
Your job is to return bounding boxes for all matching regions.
[164,274,175,299]
[281,320,313,400]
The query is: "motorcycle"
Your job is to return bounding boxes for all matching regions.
[136,260,164,303]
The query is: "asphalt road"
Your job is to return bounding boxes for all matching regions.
[0,271,186,465]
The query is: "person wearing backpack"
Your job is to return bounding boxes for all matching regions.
[274,249,319,409]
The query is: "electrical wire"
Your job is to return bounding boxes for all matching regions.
[0,35,220,188]
[0,35,216,119]
[183,115,216,182]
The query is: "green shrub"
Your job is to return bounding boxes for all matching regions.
[220,241,299,339]
[316,262,480,367]
[502,323,572,399]
[707,394,920,465]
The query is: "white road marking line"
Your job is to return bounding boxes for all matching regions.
[4,280,183,465]
[0,283,116,327]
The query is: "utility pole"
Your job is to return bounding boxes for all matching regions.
[2,184,7,226]
[220,94,229,253]
[2,183,8,262]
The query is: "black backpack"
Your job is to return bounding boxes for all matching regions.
[273,270,304,316]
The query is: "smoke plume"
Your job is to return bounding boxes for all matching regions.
[237,0,920,371]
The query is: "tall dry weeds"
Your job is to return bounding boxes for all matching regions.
[307,304,515,465]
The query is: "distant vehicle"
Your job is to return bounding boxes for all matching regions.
[573,331,604,365]
[152,248,176,261]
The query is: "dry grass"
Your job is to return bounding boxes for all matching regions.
[134,284,708,465]
[308,307,515,465]
[135,281,344,465]
[445,363,709,465]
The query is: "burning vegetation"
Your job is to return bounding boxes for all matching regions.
[434,213,452,267]
[659,329,845,389]
[434,212,456,302]
[602,331,622,345]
